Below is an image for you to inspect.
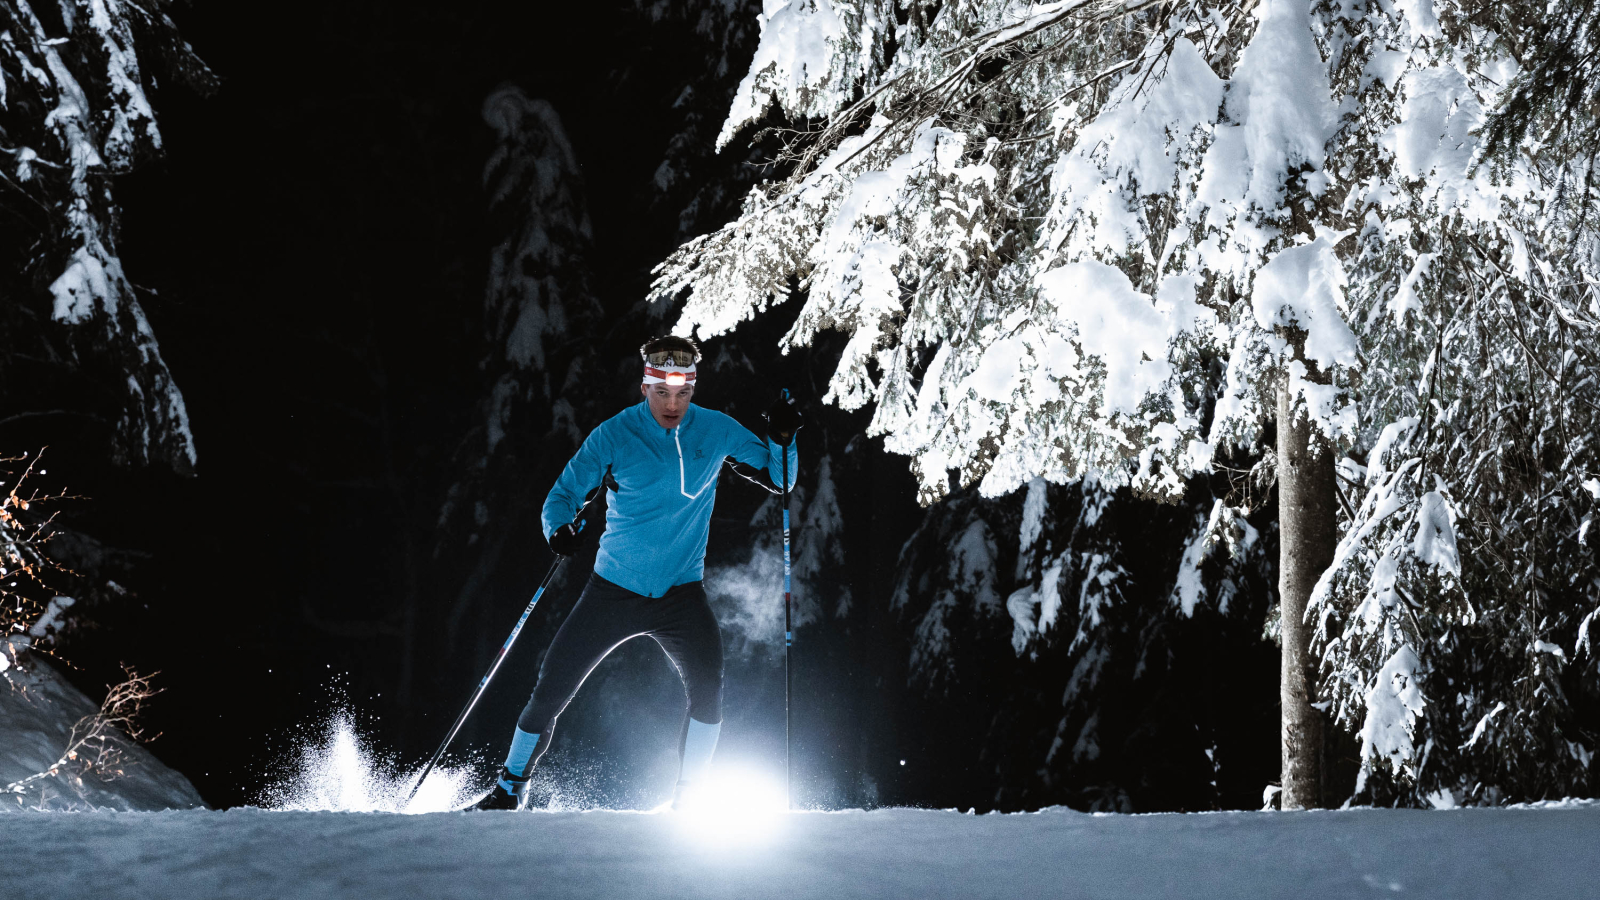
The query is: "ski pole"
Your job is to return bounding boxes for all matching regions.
[404,494,600,806]
[780,389,794,812]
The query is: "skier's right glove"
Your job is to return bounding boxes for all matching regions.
[548,521,584,557]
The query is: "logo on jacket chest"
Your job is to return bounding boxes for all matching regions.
[694,448,706,460]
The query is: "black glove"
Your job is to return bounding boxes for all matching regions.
[548,521,584,557]
[763,393,803,446]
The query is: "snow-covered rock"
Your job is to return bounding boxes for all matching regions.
[0,650,204,812]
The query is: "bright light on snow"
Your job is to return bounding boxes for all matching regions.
[259,713,477,814]
[676,765,789,843]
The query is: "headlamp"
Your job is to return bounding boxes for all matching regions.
[643,364,697,386]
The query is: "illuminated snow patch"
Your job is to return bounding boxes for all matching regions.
[676,765,790,844]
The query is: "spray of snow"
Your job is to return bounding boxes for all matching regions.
[258,713,477,814]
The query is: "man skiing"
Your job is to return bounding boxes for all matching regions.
[474,335,801,810]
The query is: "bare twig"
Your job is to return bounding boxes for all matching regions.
[3,665,163,798]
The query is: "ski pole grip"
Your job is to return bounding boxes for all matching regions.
[764,389,802,447]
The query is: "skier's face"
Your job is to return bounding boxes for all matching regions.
[642,382,695,429]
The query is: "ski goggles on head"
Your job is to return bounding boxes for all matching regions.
[644,349,697,368]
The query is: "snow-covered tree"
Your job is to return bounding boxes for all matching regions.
[653,0,1599,806]
[1306,3,1600,805]
[0,1,213,473]
[434,86,608,662]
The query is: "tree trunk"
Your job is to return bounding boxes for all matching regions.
[1276,380,1336,809]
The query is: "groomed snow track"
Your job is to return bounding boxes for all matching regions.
[3,805,1595,899]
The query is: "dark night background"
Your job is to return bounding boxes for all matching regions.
[5,0,1292,811]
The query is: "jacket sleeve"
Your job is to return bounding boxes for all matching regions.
[542,425,611,539]
[727,416,798,490]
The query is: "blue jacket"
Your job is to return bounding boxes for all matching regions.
[542,402,798,597]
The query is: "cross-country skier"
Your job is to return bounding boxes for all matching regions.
[473,335,801,810]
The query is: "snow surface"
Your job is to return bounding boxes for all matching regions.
[2,804,1596,899]
[0,654,204,813]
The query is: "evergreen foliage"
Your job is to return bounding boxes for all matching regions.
[654,0,1600,803]
[0,0,213,472]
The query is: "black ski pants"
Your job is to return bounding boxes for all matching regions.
[514,573,723,774]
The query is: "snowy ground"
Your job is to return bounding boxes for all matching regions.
[3,804,1595,899]
[4,664,1594,898]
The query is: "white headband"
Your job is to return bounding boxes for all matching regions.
[643,363,698,386]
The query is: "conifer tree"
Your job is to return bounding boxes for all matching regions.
[0,1,213,472]
[653,0,1599,805]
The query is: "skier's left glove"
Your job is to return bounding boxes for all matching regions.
[764,393,803,446]
[548,521,584,557]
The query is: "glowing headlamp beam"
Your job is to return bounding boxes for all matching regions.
[665,373,687,385]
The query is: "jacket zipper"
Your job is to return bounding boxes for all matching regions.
[673,424,706,500]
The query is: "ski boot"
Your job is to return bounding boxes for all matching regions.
[471,768,527,811]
